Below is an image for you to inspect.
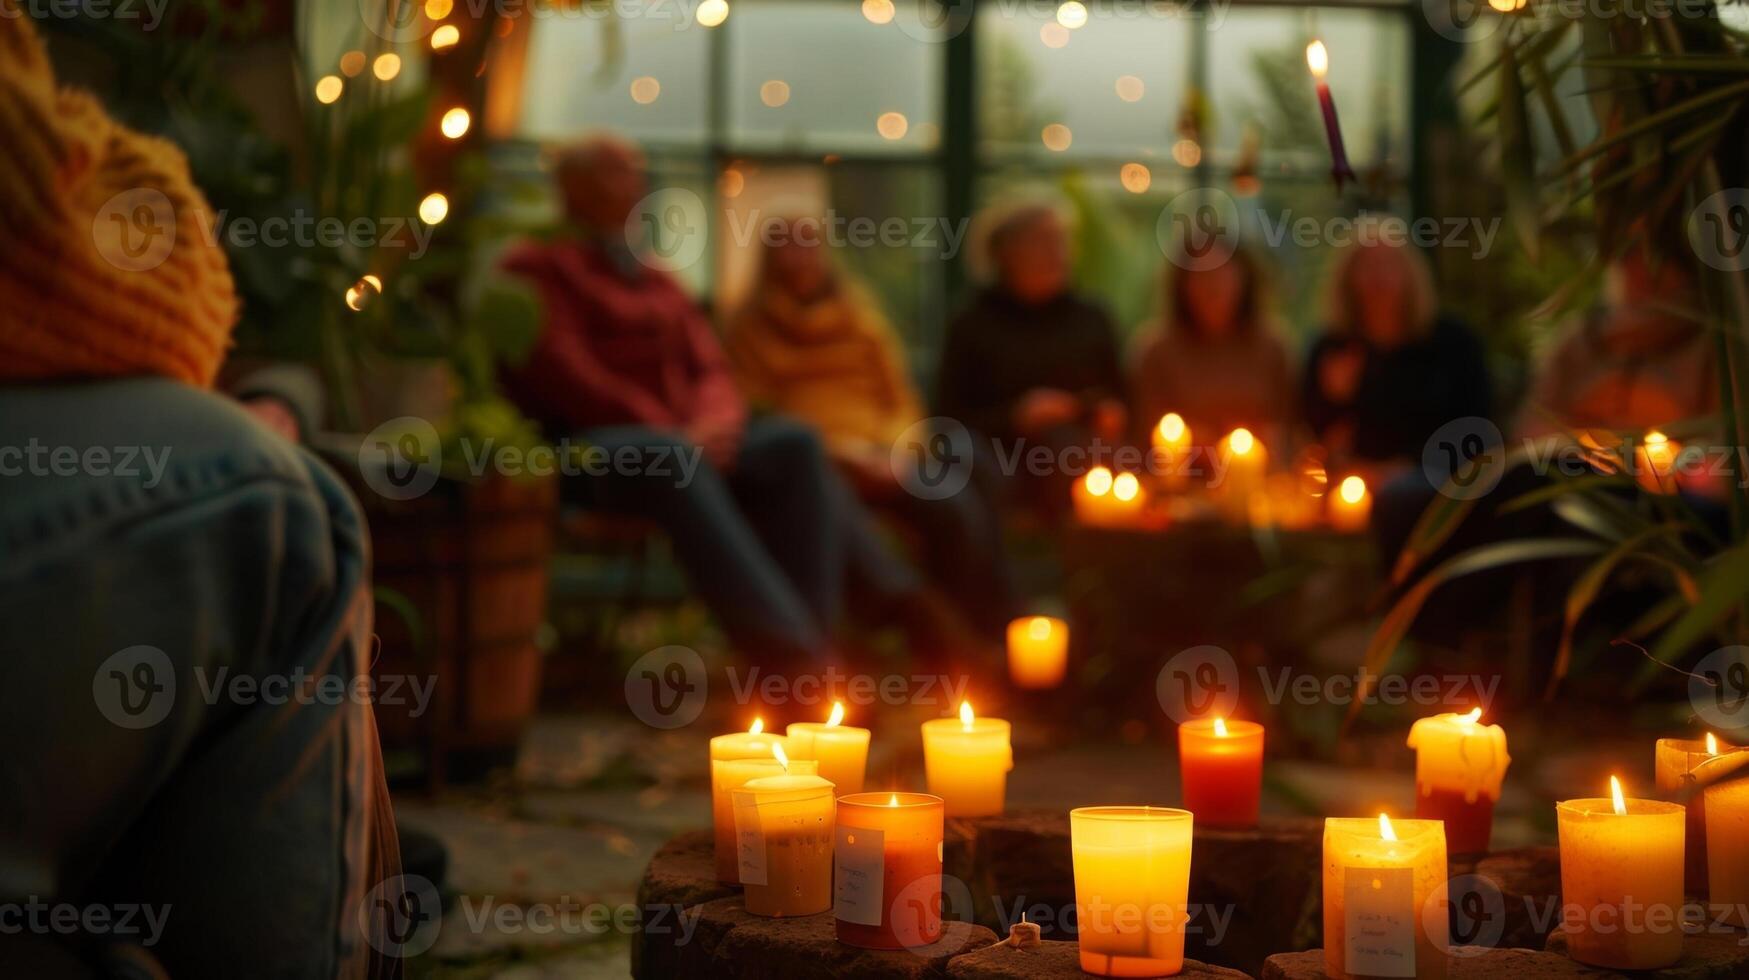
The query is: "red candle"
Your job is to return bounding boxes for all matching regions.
[1178,717,1264,828]
[834,792,945,949]
[1306,40,1356,192]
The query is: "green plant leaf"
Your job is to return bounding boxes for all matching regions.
[1498,39,1543,264]
[1549,526,1679,698]
[1649,543,1749,666]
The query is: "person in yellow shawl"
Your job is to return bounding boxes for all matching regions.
[727,218,1015,637]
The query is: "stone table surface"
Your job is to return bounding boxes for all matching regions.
[948,940,1253,978]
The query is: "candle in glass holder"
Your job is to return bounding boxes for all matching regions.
[834,792,945,949]
[1696,735,1749,927]
[786,701,870,796]
[921,701,1012,817]
[1556,776,1684,970]
[1071,806,1194,978]
[732,746,835,917]
[1178,717,1264,828]
[1407,708,1510,855]
[1152,413,1192,491]
[710,718,797,882]
[1655,735,1716,893]
[1008,616,1068,690]
[1329,475,1371,532]
[1323,814,1448,980]
[1216,428,1267,519]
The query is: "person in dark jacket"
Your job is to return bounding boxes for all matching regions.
[937,203,1127,521]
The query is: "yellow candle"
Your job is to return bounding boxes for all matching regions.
[1073,466,1146,528]
[921,701,1012,818]
[732,747,835,917]
[709,718,808,882]
[1406,708,1509,855]
[1071,806,1193,978]
[1635,430,1681,494]
[1556,776,1685,970]
[1695,736,1749,927]
[1216,428,1267,521]
[1329,474,1371,532]
[1007,616,1068,690]
[1152,413,1191,491]
[1655,735,1717,893]
[786,701,870,796]
[1322,814,1448,980]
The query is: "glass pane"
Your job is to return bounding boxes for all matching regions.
[725,1,943,154]
[518,9,710,144]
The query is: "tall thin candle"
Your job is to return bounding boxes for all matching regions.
[1306,40,1356,192]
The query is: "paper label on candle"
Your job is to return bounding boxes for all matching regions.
[833,824,885,926]
[734,802,768,886]
[1344,866,1415,978]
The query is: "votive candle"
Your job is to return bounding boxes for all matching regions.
[786,701,870,796]
[1178,717,1264,828]
[834,792,946,949]
[732,764,836,917]
[1007,616,1069,690]
[1071,806,1194,978]
[1323,814,1448,980]
[1556,777,1684,970]
[921,701,1012,818]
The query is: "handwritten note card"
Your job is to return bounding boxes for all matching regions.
[1344,865,1415,978]
[833,824,885,926]
[734,801,768,886]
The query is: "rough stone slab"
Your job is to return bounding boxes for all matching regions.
[633,829,735,979]
[1547,927,1749,979]
[680,895,999,978]
[947,940,1253,978]
[1261,947,1621,979]
[1471,845,1562,949]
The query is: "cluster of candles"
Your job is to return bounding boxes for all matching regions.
[1072,414,1371,532]
[709,698,1748,975]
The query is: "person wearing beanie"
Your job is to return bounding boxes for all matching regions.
[0,7,404,976]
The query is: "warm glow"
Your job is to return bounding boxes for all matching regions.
[1085,466,1114,496]
[1028,616,1052,641]
[1157,413,1186,443]
[1645,429,1669,447]
[696,0,728,27]
[1708,732,1720,755]
[1228,427,1256,456]
[345,276,381,312]
[1039,23,1069,48]
[430,24,461,51]
[773,743,790,772]
[1213,717,1229,738]
[1120,162,1151,194]
[1056,0,1088,29]
[418,192,449,225]
[862,0,895,24]
[424,0,453,18]
[373,53,402,81]
[362,274,383,291]
[630,76,661,105]
[1112,472,1140,502]
[889,793,899,806]
[1378,813,1398,842]
[760,80,790,107]
[440,107,471,139]
[1171,139,1202,168]
[1338,475,1366,505]
[1041,123,1072,152]
[338,51,366,77]
[1115,74,1144,102]
[1306,39,1329,79]
[876,111,909,140]
[827,702,845,727]
[1610,775,1627,815]
[749,717,764,735]
[719,168,745,199]
[960,700,974,730]
[1461,707,1483,725]
[314,75,343,105]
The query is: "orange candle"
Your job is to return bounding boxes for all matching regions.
[1323,814,1448,980]
[1216,428,1267,521]
[1655,734,1717,893]
[834,792,945,949]
[732,747,835,918]
[1177,717,1264,828]
[1329,474,1371,532]
[710,718,791,883]
[1152,413,1192,491]
[1556,776,1685,970]
[1007,615,1068,689]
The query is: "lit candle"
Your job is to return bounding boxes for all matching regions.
[787,701,871,796]
[1323,814,1449,980]
[732,745,836,917]
[834,792,946,949]
[1556,776,1685,970]
[709,718,814,882]
[1007,615,1069,689]
[1071,806,1194,977]
[1306,39,1356,192]
[1696,735,1749,927]
[1073,466,1147,527]
[920,701,1012,818]
[1152,412,1192,491]
[1635,430,1682,494]
[1329,474,1371,532]
[1654,735,1716,893]
[1178,717,1264,828]
[1406,708,1510,855]
[1216,427,1267,521]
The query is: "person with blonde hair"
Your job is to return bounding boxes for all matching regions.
[1301,225,1491,469]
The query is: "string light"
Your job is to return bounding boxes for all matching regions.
[876,111,908,140]
[314,75,343,104]
[338,51,366,77]
[760,80,790,108]
[1120,162,1151,193]
[696,0,728,27]
[418,192,449,225]
[1042,123,1072,151]
[1056,1,1088,29]
[1115,75,1144,102]
[431,24,460,50]
[373,53,402,81]
[630,76,661,105]
[440,107,471,139]
[861,0,894,24]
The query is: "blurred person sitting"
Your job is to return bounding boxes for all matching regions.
[726,219,1016,636]
[0,8,402,975]
[1131,243,1294,451]
[499,137,963,664]
[936,202,1127,521]
[1301,224,1492,481]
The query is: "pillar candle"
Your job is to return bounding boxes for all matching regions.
[710,720,796,882]
[1074,466,1146,528]
[1177,717,1264,828]
[1329,475,1371,532]
[1071,806,1194,978]
[834,792,945,949]
[1556,777,1684,970]
[1655,736,1715,893]
[732,765,836,917]
[1407,708,1510,855]
[1152,413,1192,492]
[1007,616,1068,690]
[1696,737,1749,927]
[1323,815,1448,980]
[1635,430,1682,495]
[921,701,1012,818]
[1216,428,1267,521]
[786,701,870,796]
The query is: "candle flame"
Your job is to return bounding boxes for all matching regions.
[749,717,764,735]
[1113,472,1140,502]
[1338,475,1366,505]
[960,700,975,729]
[1306,39,1329,78]
[1028,616,1053,640]
[1460,707,1482,725]
[1085,466,1113,497]
[827,701,845,727]
[773,743,790,772]
[1707,732,1719,755]
[1378,813,1397,842]
[1228,427,1256,456]
[889,793,899,806]
[1610,775,1626,815]
[1646,429,1668,447]
[1213,717,1229,737]
[1157,413,1186,443]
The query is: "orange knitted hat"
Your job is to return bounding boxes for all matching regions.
[0,1,237,387]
